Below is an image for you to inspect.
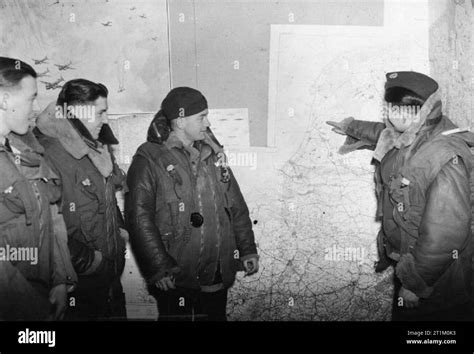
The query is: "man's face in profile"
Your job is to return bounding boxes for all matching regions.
[180,109,210,142]
[1,75,37,135]
[79,96,108,140]
[387,103,420,133]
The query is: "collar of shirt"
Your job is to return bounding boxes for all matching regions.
[0,136,12,153]
[165,131,201,163]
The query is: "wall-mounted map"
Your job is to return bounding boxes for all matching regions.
[0,0,170,114]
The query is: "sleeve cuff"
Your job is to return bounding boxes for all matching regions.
[396,253,434,298]
[338,137,372,155]
[79,250,103,276]
[147,265,181,286]
[240,253,259,262]
[51,282,76,293]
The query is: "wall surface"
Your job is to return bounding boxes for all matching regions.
[0,0,170,113]
[0,0,471,321]
[168,0,384,146]
[429,0,473,128]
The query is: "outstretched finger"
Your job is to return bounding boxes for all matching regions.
[326,121,339,128]
[331,127,346,135]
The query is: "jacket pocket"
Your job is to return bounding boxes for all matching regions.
[223,189,234,222]
[168,230,188,265]
[79,210,103,244]
[389,175,411,221]
[221,194,242,272]
[74,170,103,211]
[160,231,173,253]
[165,200,190,264]
[0,223,18,249]
[0,222,37,262]
[0,199,21,225]
[160,170,191,264]
[0,179,39,226]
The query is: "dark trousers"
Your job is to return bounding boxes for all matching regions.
[65,277,127,321]
[153,286,228,321]
[1,280,52,320]
[392,274,473,321]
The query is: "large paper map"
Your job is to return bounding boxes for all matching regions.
[226,9,430,320]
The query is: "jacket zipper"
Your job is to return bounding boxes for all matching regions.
[181,148,205,282]
[31,181,43,246]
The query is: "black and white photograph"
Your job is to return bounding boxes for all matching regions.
[0,0,473,352]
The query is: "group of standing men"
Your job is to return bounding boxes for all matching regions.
[0,55,472,322]
[0,56,258,321]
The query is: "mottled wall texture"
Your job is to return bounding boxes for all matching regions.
[0,0,471,321]
[429,0,473,128]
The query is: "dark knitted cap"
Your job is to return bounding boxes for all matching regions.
[385,71,438,101]
[161,87,208,120]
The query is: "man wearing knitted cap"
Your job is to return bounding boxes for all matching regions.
[327,71,474,321]
[126,87,259,321]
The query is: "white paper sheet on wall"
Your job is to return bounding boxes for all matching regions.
[208,108,250,148]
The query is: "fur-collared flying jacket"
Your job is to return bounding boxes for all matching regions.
[125,114,258,290]
[337,97,473,312]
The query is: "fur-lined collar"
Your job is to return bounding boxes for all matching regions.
[373,89,442,162]
[165,130,224,163]
[35,102,90,160]
[35,103,113,177]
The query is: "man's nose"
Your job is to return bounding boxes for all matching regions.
[30,101,40,121]
[29,110,38,122]
[203,116,211,127]
[32,100,40,112]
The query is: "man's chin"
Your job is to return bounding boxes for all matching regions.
[393,124,410,133]
[11,126,30,136]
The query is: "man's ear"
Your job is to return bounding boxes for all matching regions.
[176,117,185,130]
[0,93,9,111]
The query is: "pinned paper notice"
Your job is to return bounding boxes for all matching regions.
[208,108,250,148]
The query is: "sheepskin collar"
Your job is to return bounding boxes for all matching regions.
[373,89,442,162]
[35,103,113,177]
[35,103,91,160]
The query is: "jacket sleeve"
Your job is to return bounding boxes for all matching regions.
[50,203,78,291]
[396,156,471,298]
[0,258,51,320]
[336,119,386,154]
[228,168,258,260]
[125,155,179,285]
[345,120,386,148]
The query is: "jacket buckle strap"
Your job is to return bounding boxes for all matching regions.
[14,179,38,226]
